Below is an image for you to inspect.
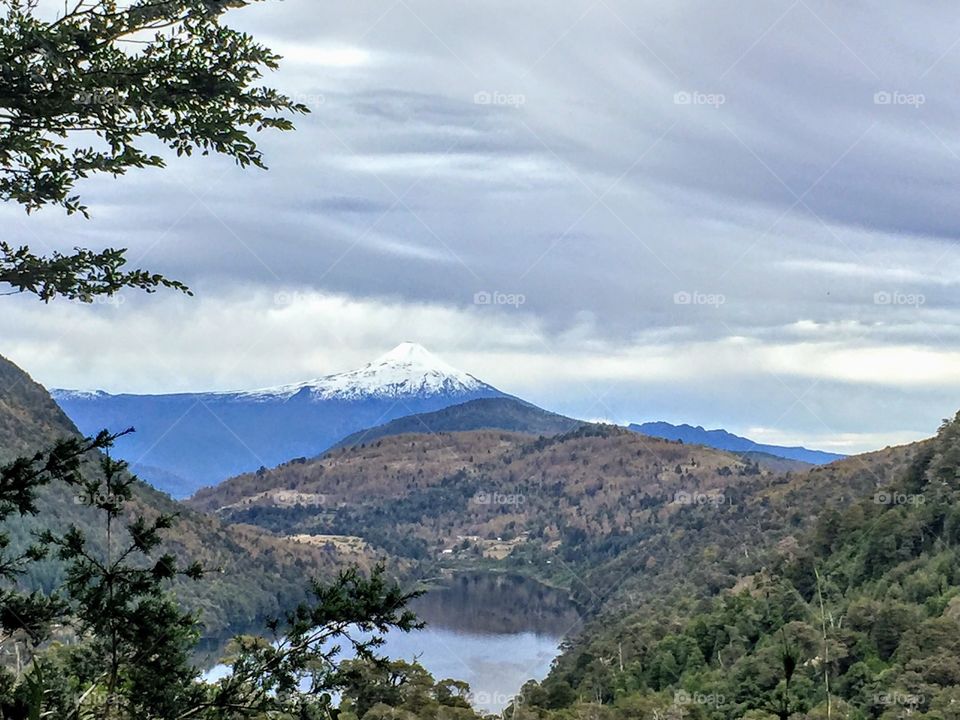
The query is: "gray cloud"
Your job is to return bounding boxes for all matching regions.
[4,0,960,451]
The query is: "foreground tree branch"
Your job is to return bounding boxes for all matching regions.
[0,0,308,301]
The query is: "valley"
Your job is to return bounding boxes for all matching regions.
[4,341,960,719]
[4,4,958,717]
[50,343,845,499]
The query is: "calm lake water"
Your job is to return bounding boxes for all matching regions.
[204,572,580,715]
[397,572,580,712]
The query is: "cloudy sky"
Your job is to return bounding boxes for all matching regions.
[4,0,960,453]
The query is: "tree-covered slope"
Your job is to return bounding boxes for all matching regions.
[187,388,948,718]
[190,424,804,602]
[0,352,363,633]
[331,397,584,450]
[510,419,953,719]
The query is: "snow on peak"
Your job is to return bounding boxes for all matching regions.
[375,342,437,364]
[236,344,493,401]
[50,389,108,401]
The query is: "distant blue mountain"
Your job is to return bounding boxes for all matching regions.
[53,343,505,496]
[332,397,584,450]
[628,421,846,465]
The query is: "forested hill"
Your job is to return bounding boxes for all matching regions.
[186,392,960,719]
[188,424,777,561]
[331,396,584,450]
[512,419,956,719]
[0,353,78,454]
[0,352,366,633]
[189,424,810,617]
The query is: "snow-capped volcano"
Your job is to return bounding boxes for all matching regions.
[51,344,506,496]
[235,342,490,401]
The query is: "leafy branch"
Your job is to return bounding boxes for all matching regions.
[0,0,308,300]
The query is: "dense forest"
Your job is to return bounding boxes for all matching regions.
[506,414,960,719]
[186,389,960,719]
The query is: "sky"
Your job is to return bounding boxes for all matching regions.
[3,0,960,453]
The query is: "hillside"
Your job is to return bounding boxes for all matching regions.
[506,421,954,719]
[0,352,368,633]
[331,397,584,449]
[187,406,947,718]
[191,424,765,540]
[189,424,813,601]
[630,421,846,465]
[13,342,946,718]
[52,343,507,495]
[738,450,814,474]
[0,354,77,455]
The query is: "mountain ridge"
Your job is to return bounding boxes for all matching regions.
[51,343,495,403]
[52,343,507,495]
[629,420,846,465]
[0,351,366,633]
[330,396,585,450]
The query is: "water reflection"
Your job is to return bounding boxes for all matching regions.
[410,572,579,636]
[201,572,579,715]
[397,573,580,713]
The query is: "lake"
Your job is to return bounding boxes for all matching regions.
[204,572,580,715]
[396,572,581,712]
